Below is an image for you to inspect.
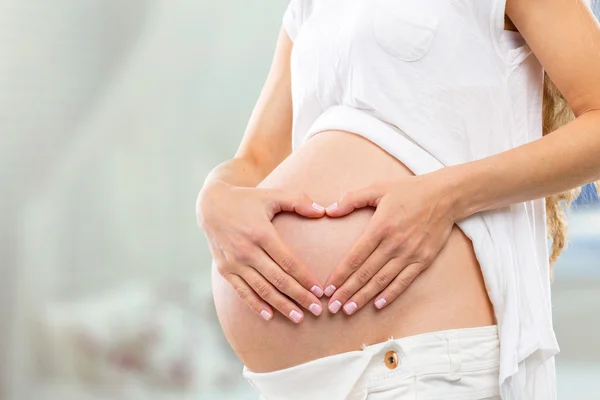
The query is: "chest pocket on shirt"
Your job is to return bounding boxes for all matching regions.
[373,0,440,61]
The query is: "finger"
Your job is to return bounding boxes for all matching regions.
[327,245,392,315]
[341,257,405,315]
[325,184,384,217]
[268,189,326,218]
[323,220,383,300]
[227,274,274,322]
[252,249,323,316]
[373,263,426,310]
[241,268,309,323]
[260,228,324,299]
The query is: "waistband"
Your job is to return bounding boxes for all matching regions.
[243,325,500,400]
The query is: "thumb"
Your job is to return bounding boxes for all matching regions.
[325,184,385,217]
[268,189,326,218]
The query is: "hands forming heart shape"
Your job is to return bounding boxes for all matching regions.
[198,173,459,323]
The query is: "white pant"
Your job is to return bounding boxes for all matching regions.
[243,325,501,400]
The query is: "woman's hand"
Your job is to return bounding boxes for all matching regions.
[322,174,458,315]
[197,181,327,323]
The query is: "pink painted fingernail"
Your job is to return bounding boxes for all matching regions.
[312,203,326,212]
[329,300,342,314]
[326,202,338,213]
[289,310,303,323]
[324,285,336,297]
[260,310,272,321]
[311,285,324,298]
[343,301,358,315]
[375,298,387,309]
[309,303,322,316]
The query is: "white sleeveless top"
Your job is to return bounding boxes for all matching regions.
[282,1,558,399]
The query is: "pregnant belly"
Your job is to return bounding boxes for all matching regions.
[212,130,495,373]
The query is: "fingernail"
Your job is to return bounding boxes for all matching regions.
[326,202,338,213]
[309,303,322,316]
[260,310,272,321]
[289,310,303,323]
[375,298,387,309]
[324,285,336,297]
[329,300,342,314]
[343,301,358,315]
[312,202,326,212]
[311,285,324,298]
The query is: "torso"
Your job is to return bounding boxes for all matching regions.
[212,131,496,373]
[216,2,553,397]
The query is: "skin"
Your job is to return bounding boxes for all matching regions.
[212,129,495,372]
[198,0,600,321]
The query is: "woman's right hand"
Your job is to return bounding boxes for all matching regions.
[197,181,326,323]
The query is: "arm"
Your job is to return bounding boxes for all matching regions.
[197,28,326,323]
[321,0,600,315]
[203,28,295,189]
[442,0,600,220]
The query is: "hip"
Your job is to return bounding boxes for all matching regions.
[244,324,501,400]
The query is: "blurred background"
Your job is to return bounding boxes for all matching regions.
[1,1,599,399]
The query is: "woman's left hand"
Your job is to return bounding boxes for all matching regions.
[323,173,459,315]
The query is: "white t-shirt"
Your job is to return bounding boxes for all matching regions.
[282,1,558,399]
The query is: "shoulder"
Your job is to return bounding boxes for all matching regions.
[283,0,315,42]
[288,0,314,14]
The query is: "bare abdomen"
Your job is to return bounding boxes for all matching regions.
[212,130,495,372]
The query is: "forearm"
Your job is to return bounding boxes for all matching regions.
[202,156,270,191]
[440,110,600,221]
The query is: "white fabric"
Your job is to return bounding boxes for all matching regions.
[281,1,558,399]
[244,325,501,400]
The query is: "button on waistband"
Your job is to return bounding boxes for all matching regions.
[384,350,398,370]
